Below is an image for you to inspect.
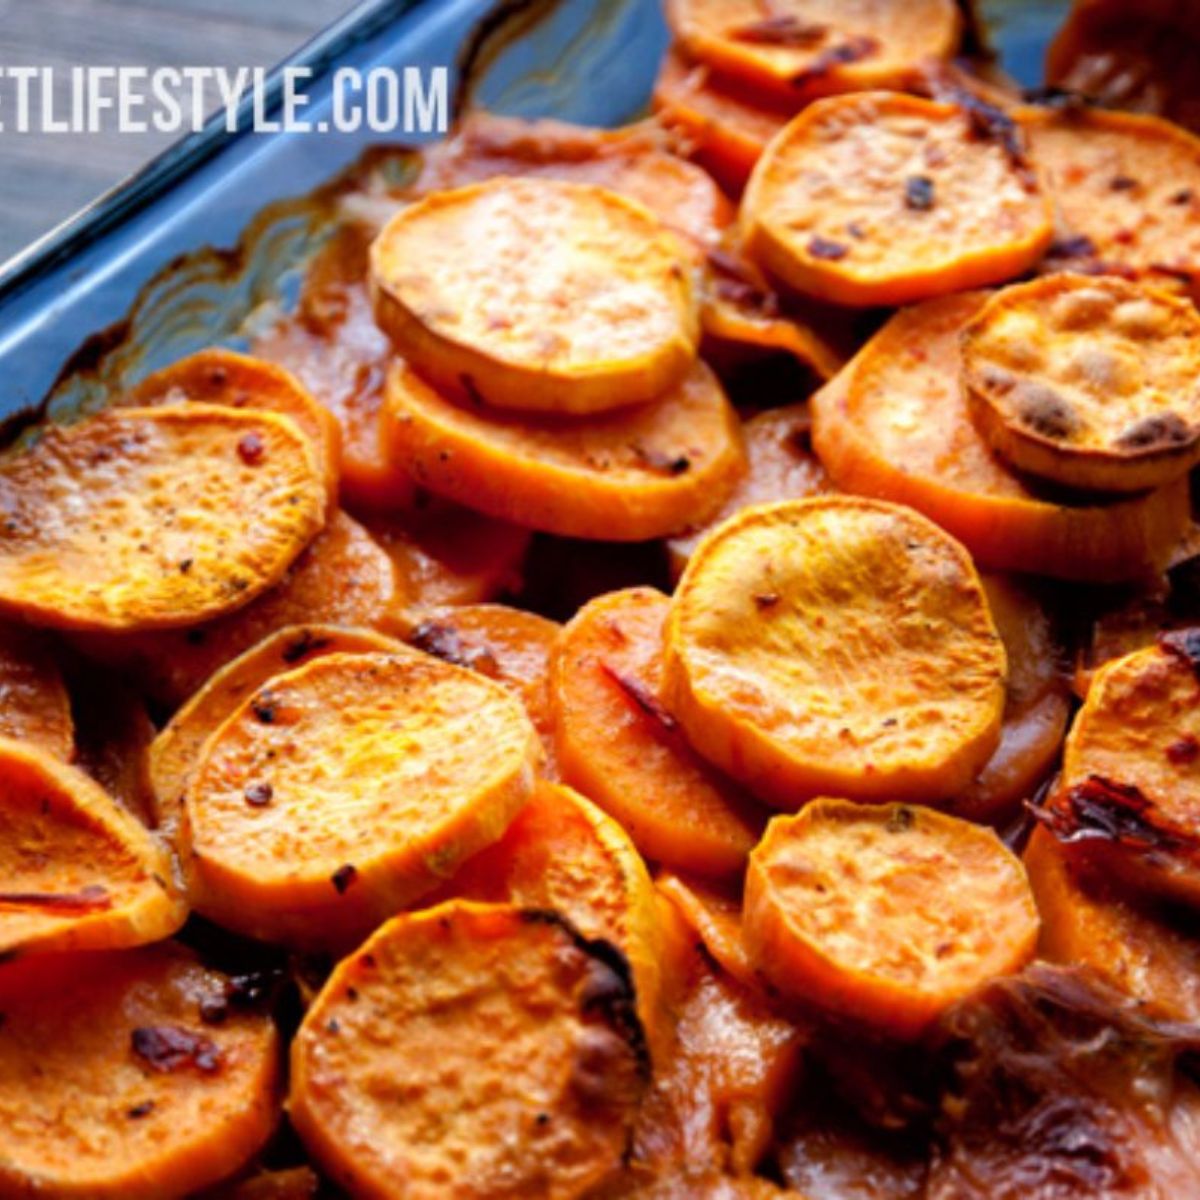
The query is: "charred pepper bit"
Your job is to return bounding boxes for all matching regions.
[790,36,879,89]
[0,883,111,913]
[729,15,827,46]
[1031,775,1184,852]
[600,663,679,734]
[808,236,850,261]
[905,175,936,211]
[331,864,359,895]
[236,432,266,466]
[131,1025,222,1074]
[408,621,500,676]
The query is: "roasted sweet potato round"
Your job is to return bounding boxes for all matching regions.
[552,586,764,877]
[962,274,1200,492]
[381,359,746,542]
[0,942,279,1198]
[1043,635,1200,908]
[811,291,1192,582]
[148,623,403,832]
[184,650,539,947]
[1022,103,1200,297]
[0,405,325,632]
[0,623,73,760]
[665,0,961,105]
[130,347,341,505]
[370,177,698,415]
[664,497,1007,807]
[438,781,664,1045]
[741,92,1052,307]
[744,799,1039,1037]
[289,900,647,1200]
[0,736,186,960]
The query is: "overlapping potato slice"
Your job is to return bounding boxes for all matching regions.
[130,347,341,505]
[962,274,1200,492]
[405,604,560,760]
[664,497,1007,806]
[289,901,647,1200]
[951,575,1070,826]
[744,799,1039,1037]
[184,649,539,947]
[665,0,961,104]
[0,943,279,1198]
[0,404,325,632]
[148,623,403,831]
[653,48,788,193]
[1022,102,1200,295]
[741,92,1052,306]
[552,586,764,877]
[438,781,663,1045]
[0,622,73,759]
[1025,825,1200,1023]
[811,291,1192,581]
[1040,635,1200,908]
[78,509,400,706]
[0,736,185,959]
[370,177,698,415]
[381,359,746,542]
[666,403,830,576]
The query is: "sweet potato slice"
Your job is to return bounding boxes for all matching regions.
[665,0,961,105]
[664,497,1007,806]
[381,359,746,542]
[129,347,341,505]
[148,623,403,832]
[78,509,401,706]
[0,404,325,632]
[552,586,765,876]
[811,291,1192,582]
[1039,635,1200,907]
[438,781,663,1044]
[951,574,1071,825]
[370,177,698,415]
[0,736,185,958]
[289,900,648,1200]
[0,623,72,759]
[1025,825,1200,1022]
[744,799,1039,1037]
[184,650,538,947]
[405,604,560,759]
[0,942,279,1198]
[412,113,733,255]
[666,404,830,577]
[653,49,788,193]
[1022,103,1200,296]
[254,225,416,512]
[962,274,1200,492]
[741,92,1052,307]
[656,872,759,994]
[623,904,805,1182]
[362,498,531,619]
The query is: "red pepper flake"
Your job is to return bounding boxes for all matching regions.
[127,1101,155,1119]
[0,883,111,914]
[1109,175,1138,191]
[244,782,273,807]
[601,663,679,734]
[754,592,781,610]
[1170,189,1194,206]
[331,864,358,894]
[237,432,265,466]
[131,1025,222,1074]
[1167,735,1200,765]
[729,15,826,46]
[808,236,849,261]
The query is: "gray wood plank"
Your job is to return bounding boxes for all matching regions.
[0,0,355,261]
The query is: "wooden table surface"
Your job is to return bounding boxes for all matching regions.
[0,0,356,263]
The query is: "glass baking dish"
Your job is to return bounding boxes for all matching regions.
[0,0,1068,422]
